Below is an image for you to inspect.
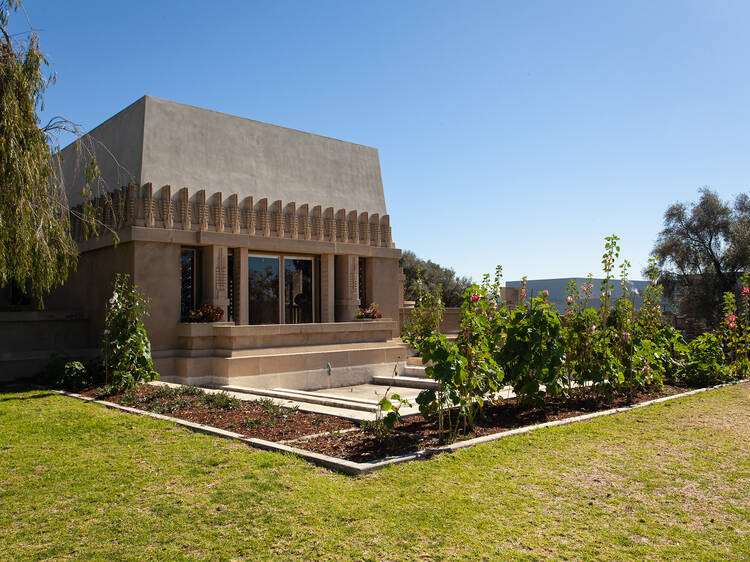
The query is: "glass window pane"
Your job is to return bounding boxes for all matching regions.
[284,258,313,324]
[248,256,279,325]
[180,249,196,319]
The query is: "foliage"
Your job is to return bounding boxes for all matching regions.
[101,273,158,392]
[258,397,298,425]
[404,234,743,445]
[677,333,728,387]
[401,271,444,344]
[496,291,565,407]
[650,325,689,384]
[652,187,750,327]
[718,272,750,379]
[117,385,241,414]
[40,351,103,390]
[355,302,382,319]
[400,250,472,307]
[362,384,411,443]
[186,304,224,322]
[638,258,664,340]
[414,269,505,442]
[0,1,104,305]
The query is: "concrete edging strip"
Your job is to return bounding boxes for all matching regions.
[50,379,749,476]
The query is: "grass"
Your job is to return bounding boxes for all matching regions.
[1,383,748,560]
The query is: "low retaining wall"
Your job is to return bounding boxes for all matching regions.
[0,311,92,381]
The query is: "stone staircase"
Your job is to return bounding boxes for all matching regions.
[217,349,439,421]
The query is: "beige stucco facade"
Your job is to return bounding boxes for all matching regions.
[0,98,407,386]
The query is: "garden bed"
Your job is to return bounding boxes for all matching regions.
[296,385,686,461]
[80,385,356,442]
[81,382,688,463]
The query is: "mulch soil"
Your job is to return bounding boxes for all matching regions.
[79,383,689,463]
[79,385,356,441]
[294,385,687,462]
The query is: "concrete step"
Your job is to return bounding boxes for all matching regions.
[222,385,378,412]
[404,365,429,378]
[371,375,439,390]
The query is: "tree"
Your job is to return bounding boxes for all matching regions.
[399,250,472,307]
[652,187,750,327]
[0,1,100,306]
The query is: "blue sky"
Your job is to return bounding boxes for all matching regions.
[14,0,750,283]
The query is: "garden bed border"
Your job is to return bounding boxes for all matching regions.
[50,379,749,476]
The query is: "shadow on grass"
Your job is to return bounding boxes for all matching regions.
[0,383,55,402]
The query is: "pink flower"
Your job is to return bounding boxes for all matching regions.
[580,284,587,292]
[567,295,573,304]
[541,290,549,298]
[729,321,737,330]
[565,309,572,316]
[727,313,737,323]
[520,289,526,297]
[743,286,750,298]
[588,283,594,290]
[621,331,631,343]
[470,293,480,303]
[590,325,596,334]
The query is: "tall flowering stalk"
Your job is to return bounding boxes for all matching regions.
[638,258,664,340]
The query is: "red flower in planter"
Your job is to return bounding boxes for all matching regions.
[187,304,224,323]
[356,303,383,319]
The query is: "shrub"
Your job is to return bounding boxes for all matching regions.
[497,291,565,407]
[402,272,444,344]
[415,270,505,442]
[41,351,103,390]
[362,390,411,443]
[202,391,241,410]
[101,273,158,392]
[678,333,729,387]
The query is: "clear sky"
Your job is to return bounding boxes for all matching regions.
[13,0,750,283]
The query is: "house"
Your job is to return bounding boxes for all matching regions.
[0,96,407,388]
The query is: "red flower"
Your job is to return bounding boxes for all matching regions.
[470,293,480,303]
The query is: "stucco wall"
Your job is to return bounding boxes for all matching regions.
[60,96,388,216]
[133,242,181,351]
[45,243,135,346]
[59,98,144,207]
[366,257,401,337]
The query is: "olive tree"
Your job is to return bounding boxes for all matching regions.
[652,187,750,326]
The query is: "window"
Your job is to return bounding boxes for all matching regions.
[248,255,279,325]
[358,257,366,307]
[246,253,318,325]
[227,249,234,322]
[180,248,201,319]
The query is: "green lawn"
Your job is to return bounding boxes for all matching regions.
[1,384,748,560]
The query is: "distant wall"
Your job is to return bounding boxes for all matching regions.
[506,278,648,312]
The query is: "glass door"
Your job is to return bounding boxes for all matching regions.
[284,257,313,324]
[248,255,279,324]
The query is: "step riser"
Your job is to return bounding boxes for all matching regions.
[222,385,379,412]
[371,375,439,390]
[404,366,428,378]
